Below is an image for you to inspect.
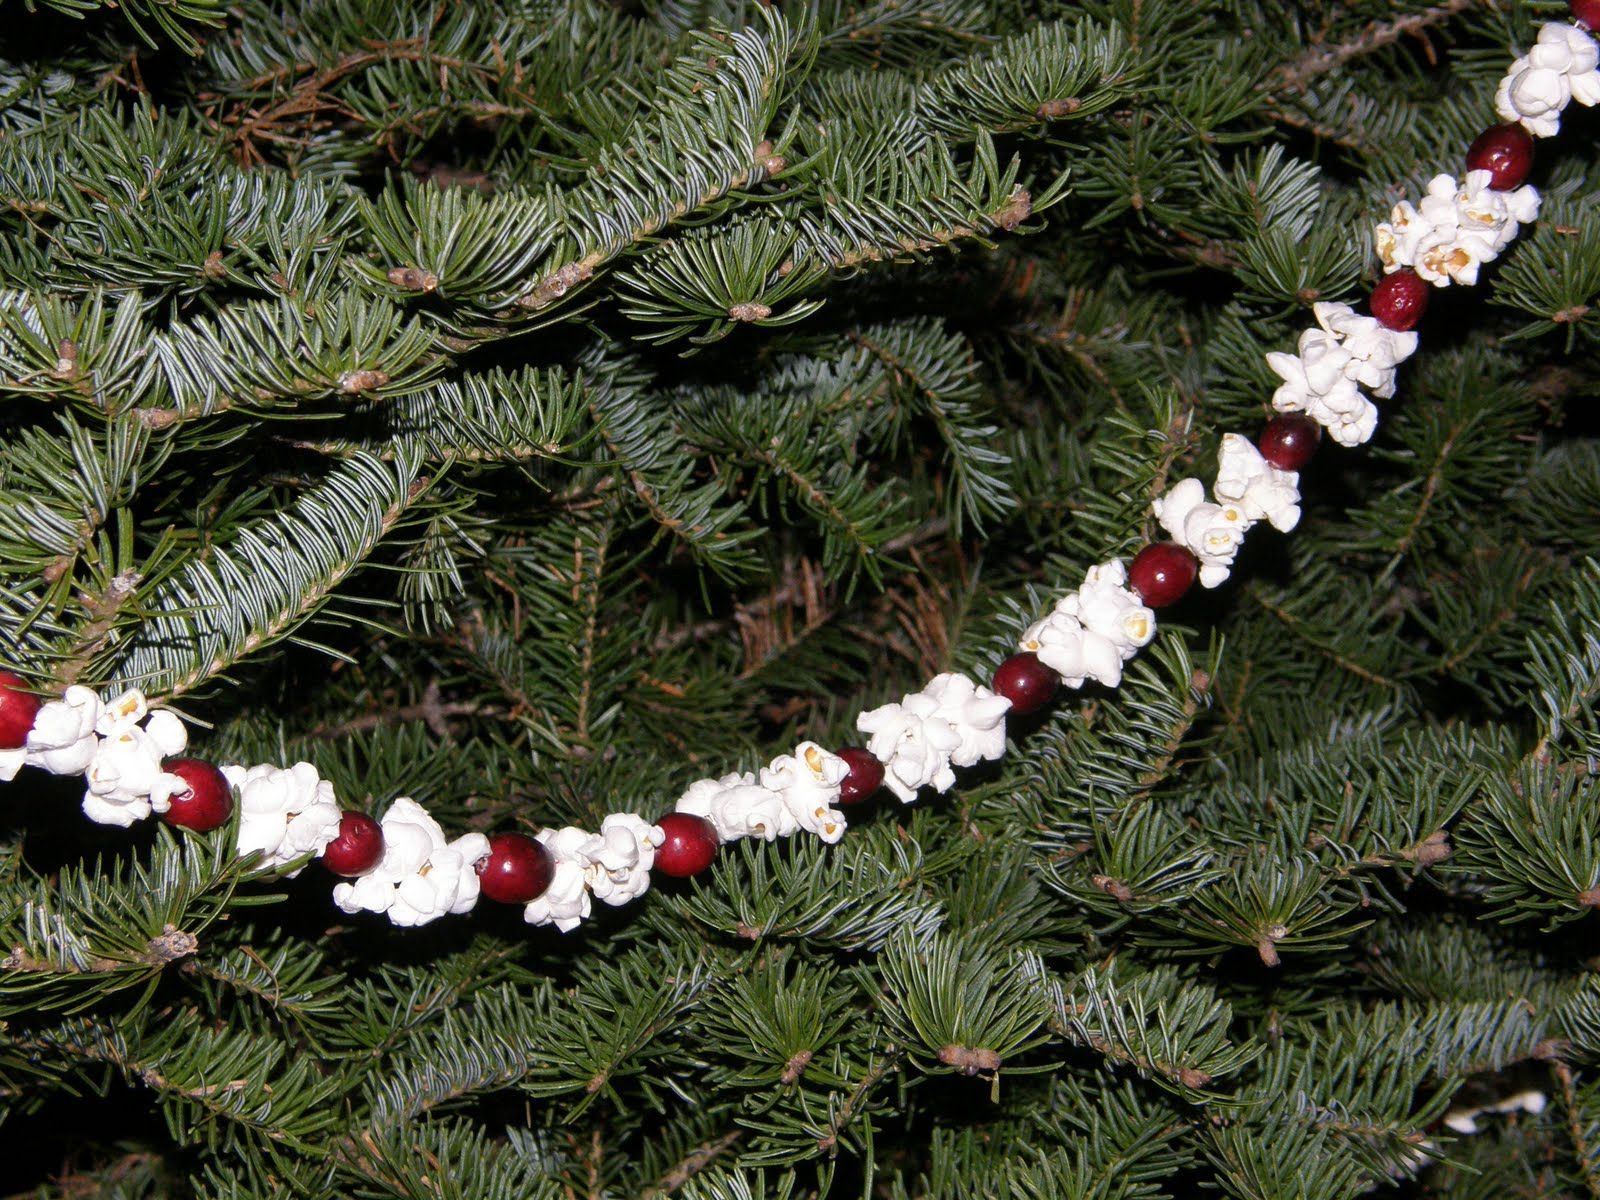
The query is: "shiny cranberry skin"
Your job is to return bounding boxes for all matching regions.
[475,832,555,904]
[1258,415,1323,472]
[0,671,40,750]
[1129,543,1198,608]
[992,652,1059,715]
[1370,269,1430,332]
[654,812,719,877]
[161,758,233,832]
[1466,123,1534,191]
[1571,0,1600,31]
[835,746,885,805]
[321,811,385,877]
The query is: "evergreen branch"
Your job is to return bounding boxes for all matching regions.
[814,1049,901,1154]
[1265,0,1484,95]
[2,923,195,976]
[639,1129,745,1199]
[1245,582,1401,691]
[1554,1060,1600,1200]
[115,451,429,700]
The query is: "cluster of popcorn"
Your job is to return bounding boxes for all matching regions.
[676,741,852,838]
[1153,435,1304,589]
[332,798,489,927]
[1374,171,1539,288]
[524,815,665,932]
[1265,301,1420,447]
[1496,22,1600,137]
[0,686,189,827]
[855,676,1009,803]
[1018,562,1155,688]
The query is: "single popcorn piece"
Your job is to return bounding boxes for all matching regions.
[585,813,664,905]
[761,741,849,843]
[1021,610,1121,690]
[1020,560,1156,689]
[676,769,797,841]
[17,685,103,776]
[523,826,594,932]
[1496,22,1600,137]
[1153,478,1251,588]
[1264,320,1353,408]
[1214,434,1302,533]
[920,674,1010,768]
[856,692,963,803]
[82,708,189,828]
[331,797,491,927]
[223,760,343,874]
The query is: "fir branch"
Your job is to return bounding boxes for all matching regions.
[639,1129,745,1199]
[1265,0,1485,95]
[115,452,431,700]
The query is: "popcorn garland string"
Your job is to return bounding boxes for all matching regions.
[0,13,1594,932]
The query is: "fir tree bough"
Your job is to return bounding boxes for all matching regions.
[1,1,1599,1196]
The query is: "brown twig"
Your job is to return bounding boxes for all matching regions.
[1265,0,1484,96]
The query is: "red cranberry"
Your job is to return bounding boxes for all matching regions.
[1129,543,1198,608]
[654,812,719,877]
[475,832,554,904]
[0,671,40,751]
[835,746,885,805]
[1466,123,1534,191]
[1370,269,1430,332]
[992,652,1058,715]
[161,758,233,832]
[1258,415,1322,472]
[321,811,385,877]
[1572,0,1600,30]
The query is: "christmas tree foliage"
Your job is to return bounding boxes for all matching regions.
[3,0,1600,1195]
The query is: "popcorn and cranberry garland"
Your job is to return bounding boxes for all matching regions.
[0,10,1590,932]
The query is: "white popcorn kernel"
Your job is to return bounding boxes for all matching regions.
[23,685,102,775]
[81,708,189,828]
[1496,23,1600,137]
[856,691,963,802]
[523,826,594,931]
[1314,302,1418,397]
[920,674,1010,768]
[1022,610,1123,689]
[761,742,849,843]
[1020,560,1156,689]
[223,760,342,874]
[1376,174,1541,288]
[1214,433,1302,533]
[585,813,664,905]
[1153,478,1251,588]
[332,797,490,927]
[676,769,797,842]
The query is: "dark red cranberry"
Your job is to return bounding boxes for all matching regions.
[1129,543,1198,608]
[835,747,885,805]
[321,811,385,877]
[161,758,233,832]
[654,813,719,877]
[1258,415,1322,472]
[992,652,1059,715]
[1571,0,1600,31]
[0,671,40,751]
[1370,269,1430,332]
[1466,123,1534,191]
[475,832,555,904]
